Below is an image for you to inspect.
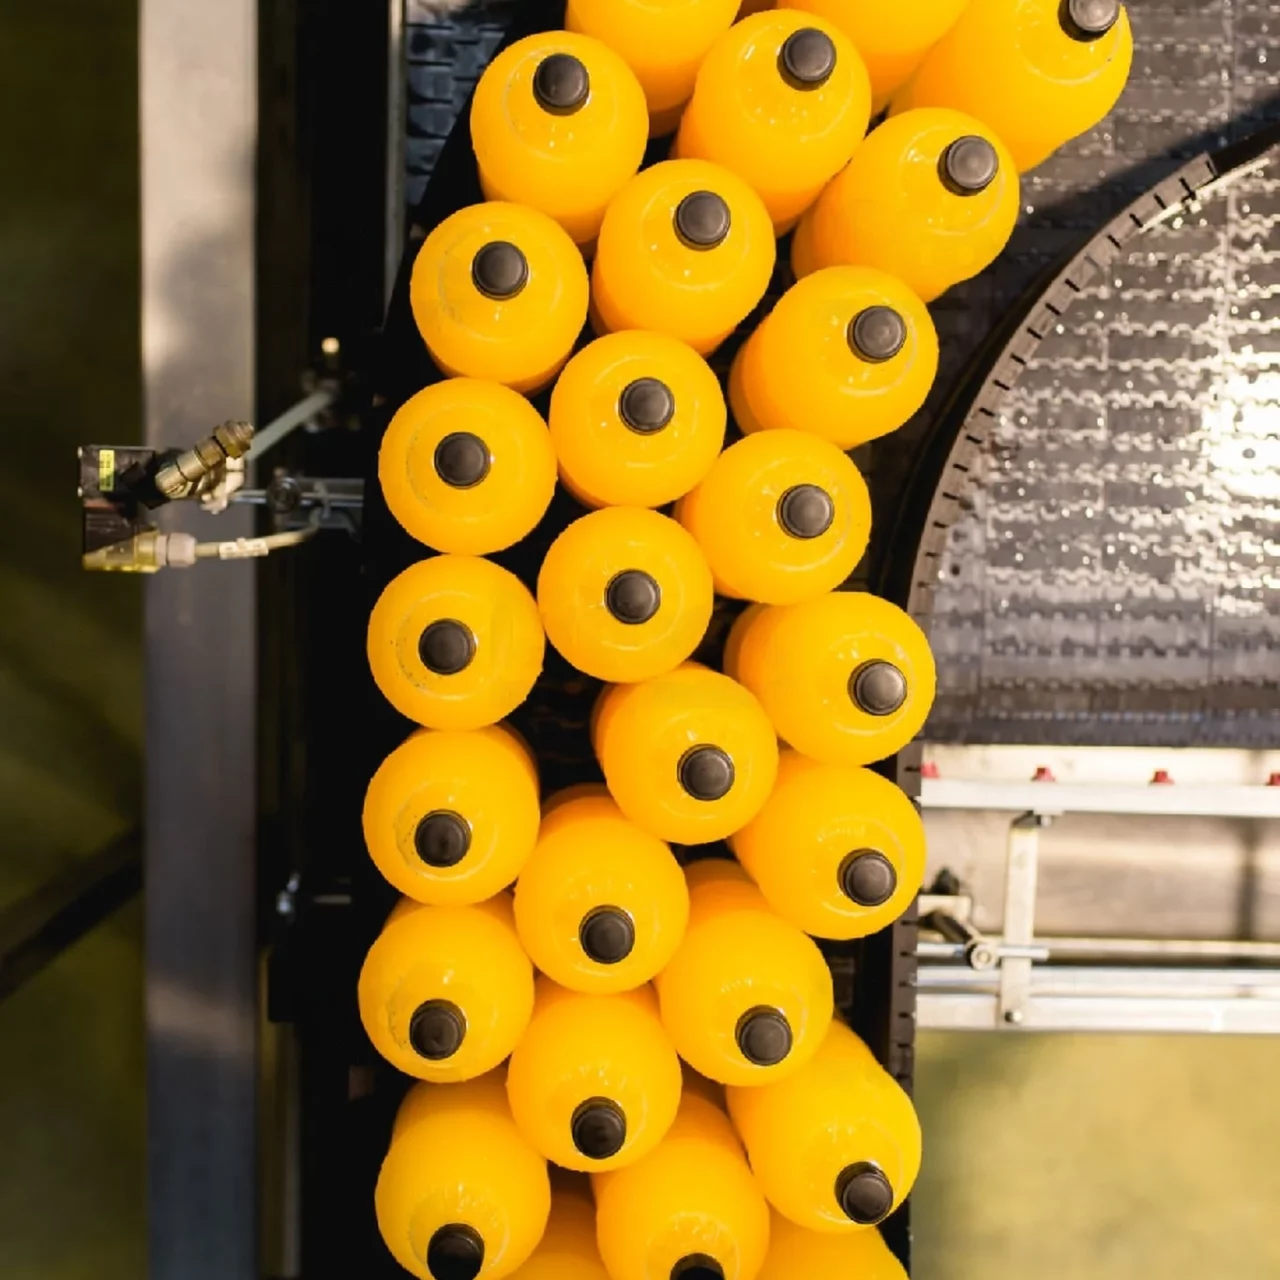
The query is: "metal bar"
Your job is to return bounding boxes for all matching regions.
[921,777,1280,819]
[0,829,142,1002]
[997,815,1041,1024]
[246,389,338,461]
[918,966,1280,1034]
[1034,936,1280,963]
[385,0,406,308]
[141,0,259,1275]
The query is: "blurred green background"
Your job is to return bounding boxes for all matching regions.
[2,3,1279,1278]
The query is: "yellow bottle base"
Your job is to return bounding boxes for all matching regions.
[548,330,726,509]
[593,664,780,845]
[507,1180,610,1280]
[726,1019,922,1233]
[759,1209,908,1279]
[728,266,939,449]
[471,31,649,246]
[513,791,690,994]
[677,429,872,604]
[729,591,936,766]
[793,107,1019,303]
[893,0,1134,173]
[506,980,683,1172]
[565,0,740,135]
[591,159,776,357]
[363,724,540,904]
[780,0,968,108]
[729,749,926,940]
[675,10,871,232]
[410,201,589,392]
[593,1092,771,1280]
[537,507,715,684]
[367,555,545,731]
[656,860,834,1086]
[376,1071,551,1280]
[358,895,535,1083]
[378,378,557,555]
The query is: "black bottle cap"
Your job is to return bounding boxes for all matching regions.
[735,1006,793,1066]
[1061,0,1120,41]
[777,484,835,539]
[426,1223,485,1280]
[408,999,467,1061]
[838,850,898,907]
[579,906,636,964]
[671,1257,726,1280]
[674,191,731,250]
[533,52,590,113]
[605,570,662,625]
[779,28,836,89]
[414,809,472,868]
[433,432,491,489]
[939,136,999,196]
[848,660,908,716]
[678,746,735,801]
[471,241,529,300]
[835,1162,894,1225]
[848,306,908,363]
[418,619,477,676]
[571,1097,627,1160]
[619,377,676,434]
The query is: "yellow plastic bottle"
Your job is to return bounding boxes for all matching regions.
[655,860,834,1086]
[508,1177,610,1280]
[729,267,938,449]
[565,0,741,136]
[506,979,683,1171]
[592,664,779,844]
[728,591,936,766]
[537,507,715,684]
[358,895,534,1083]
[676,430,871,604]
[895,0,1133,173]
[363,725,540,904]
[376,1070,551,1280]
[594,1090,771,1280]
[367,555,545,730]
[758,1210,907,1280]
[780,0,969,109]
[726,1019,922,1233]
[410,201,589,393]
[729,750,925,940]
[471,32,649,248]
[548,331,726,509]
[591,160,775,357]
[379,378,558,555]
[514,791,690,994]
[675,10,870,233]
[792,108,1019,303]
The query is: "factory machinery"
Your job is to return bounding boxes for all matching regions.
[1,0,1271,1276]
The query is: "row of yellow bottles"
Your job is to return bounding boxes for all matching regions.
[372,1034,919,1277]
